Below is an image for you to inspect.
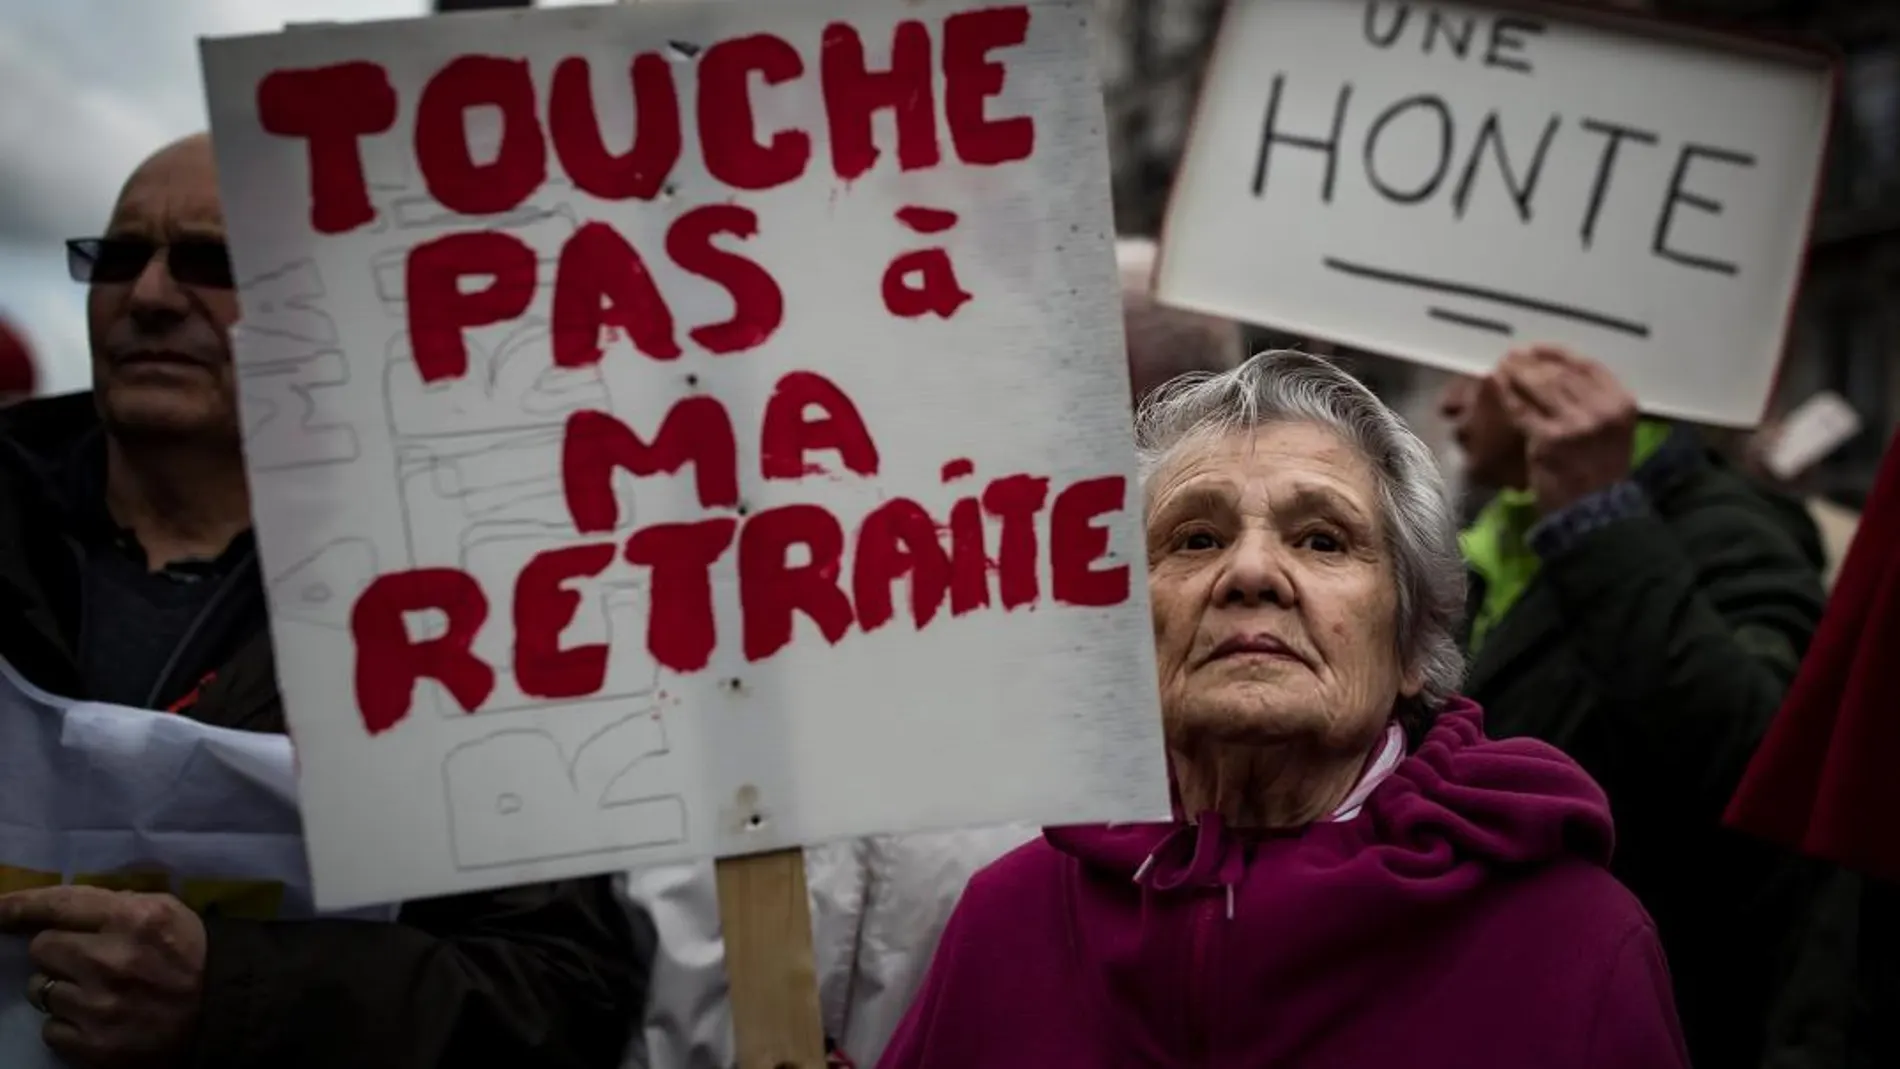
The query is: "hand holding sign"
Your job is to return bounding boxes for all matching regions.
[1494,345,1640,515]
[0,886,205,1068]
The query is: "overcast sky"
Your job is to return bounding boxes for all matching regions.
[0,0,596,394]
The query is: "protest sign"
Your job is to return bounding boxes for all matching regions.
[200,0,1167,912]
[1155,0,1835,426]
[0,661,391,1069]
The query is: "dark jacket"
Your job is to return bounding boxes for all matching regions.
[1853,878,1900,1068]
[0,393,652,1069]
[1461,431,1828,1069]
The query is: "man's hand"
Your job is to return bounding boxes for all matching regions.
[1493,345,1641,515]
[0,885,206,1068]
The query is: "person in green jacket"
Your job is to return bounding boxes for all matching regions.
[1438,344,1829,1069]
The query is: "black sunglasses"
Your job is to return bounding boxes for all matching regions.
[66,237,234,289]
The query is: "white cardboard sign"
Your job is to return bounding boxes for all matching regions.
[200,0,1168,910]
[1156,0,1834,426]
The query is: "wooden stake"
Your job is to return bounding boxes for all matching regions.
[715,849,827,1069]
[608,3,821,1062]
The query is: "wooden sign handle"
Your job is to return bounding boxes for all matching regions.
[715,849,827,1069]
[604,2,837,1063]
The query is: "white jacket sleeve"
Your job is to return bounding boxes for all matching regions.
[621,825,1037,1069]
[835,826,1039,1065]
[621,860,732,1069]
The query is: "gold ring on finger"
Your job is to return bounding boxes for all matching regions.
[25,974,57,1015]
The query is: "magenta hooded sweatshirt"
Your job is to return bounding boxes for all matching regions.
[878,701,1690,1069]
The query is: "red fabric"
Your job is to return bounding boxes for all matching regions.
[165,671,219,715]
[1726,430,1900,884]
[0,317,34,397]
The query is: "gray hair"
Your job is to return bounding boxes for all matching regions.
[1135,349,1467,715]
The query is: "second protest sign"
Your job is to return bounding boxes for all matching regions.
[1157,0,1833,425]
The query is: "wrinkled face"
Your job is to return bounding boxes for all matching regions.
[1146,422,1420,757]
[87,138,240,442]
[1437,374,1526,490]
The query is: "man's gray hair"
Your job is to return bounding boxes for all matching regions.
[1135,350,1467,713]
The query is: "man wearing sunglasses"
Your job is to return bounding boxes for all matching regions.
[0,133,649,1068]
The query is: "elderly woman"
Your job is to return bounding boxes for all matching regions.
[878,351,1690,1069]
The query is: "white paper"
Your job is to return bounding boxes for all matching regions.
[0,662,390,1069]
[1156,0,1833,426]
[1766,390,1862,480]
[200,0,1170,909]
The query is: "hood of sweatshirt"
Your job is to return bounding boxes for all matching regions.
[1034,699,1618,1065]
[1049,698,1610,879]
